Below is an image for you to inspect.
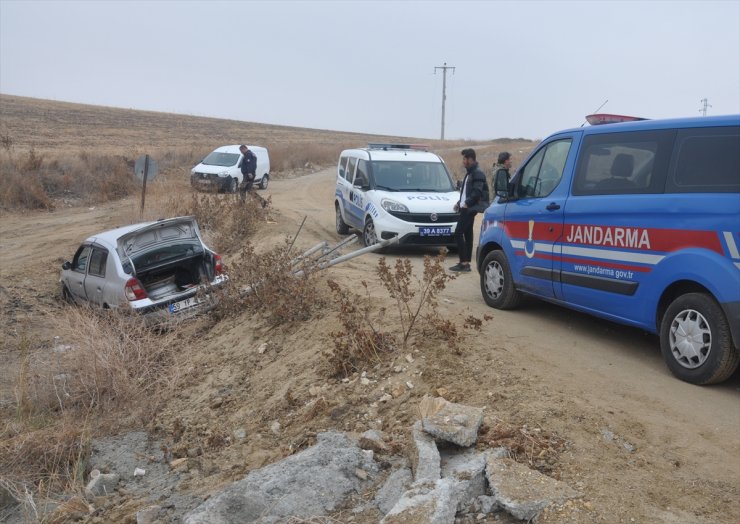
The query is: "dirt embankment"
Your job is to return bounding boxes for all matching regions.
[0,96,738,523]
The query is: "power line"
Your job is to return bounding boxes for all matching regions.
[698,98,712,116]
[434,62,455,140]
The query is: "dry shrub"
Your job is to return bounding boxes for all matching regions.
[1,308,186,504]
[19,308,183,416]
[0,147,137,209]
[477,418,568,475]
[326,279,396,378]
[164,192,270,254]
[377,251,454,350]
[327,253,491,375]
[0,417,88,506]
[213,239,327,326]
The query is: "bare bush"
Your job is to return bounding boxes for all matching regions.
[0,148,137,209]
[326,253,492,374]
[212,239,328,326]
[326,280,396,378]
[376,251,454,350]
[164,192,270,254]
[268,141,359,173]
[19,308,183,415]
[1,308,187,501]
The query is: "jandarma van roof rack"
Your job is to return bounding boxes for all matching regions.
[367,143,429,151]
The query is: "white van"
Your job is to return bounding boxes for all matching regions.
[191,145,270,192]
[335,144,460,247]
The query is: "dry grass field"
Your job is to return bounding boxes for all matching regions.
[1,94,738,524]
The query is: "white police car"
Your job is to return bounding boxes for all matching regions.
[334,144,459,247]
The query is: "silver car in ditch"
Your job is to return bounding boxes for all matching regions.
[59,216,227,321]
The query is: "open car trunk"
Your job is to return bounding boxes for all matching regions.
[130,242,215,301]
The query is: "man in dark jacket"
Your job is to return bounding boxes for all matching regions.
[239,144,257,198]
[450,148,489,272]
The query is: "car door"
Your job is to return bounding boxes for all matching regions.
[66,245,92,301]
[504,137,575,298]
[83,246,109,307]
[342,156,363,228]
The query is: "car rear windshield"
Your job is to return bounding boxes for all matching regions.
[202,152,240,167]
[370,161,455,192]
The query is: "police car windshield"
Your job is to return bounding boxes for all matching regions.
[370,161,455,192]
[202,152,240,167]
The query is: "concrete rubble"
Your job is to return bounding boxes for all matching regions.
[184,431,378,523]
[3,398,580,524]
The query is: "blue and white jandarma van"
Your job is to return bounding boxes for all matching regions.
[477,115,740,384]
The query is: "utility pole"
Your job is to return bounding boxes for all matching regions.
[698,98,712,116]
[434,62,455,140]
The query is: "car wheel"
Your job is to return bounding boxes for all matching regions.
[335,204,350,235]
[363,218,378,247]
[259,174,269,190]
[61,285,74,304]
[480,250,522,310]
[227,177,238,193]
[659,292,738,385]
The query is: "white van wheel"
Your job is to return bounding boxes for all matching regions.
[363,218,378,247]
[227,177,238,193]
[259,174,269,190]
[660,292,738,384]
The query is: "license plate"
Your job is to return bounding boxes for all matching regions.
[169,296,201,313]
[419,226,452,236]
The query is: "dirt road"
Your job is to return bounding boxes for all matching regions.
[266,168,740,522]
[2,167,739,523]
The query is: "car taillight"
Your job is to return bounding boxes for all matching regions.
[214,254,223,276]
[124,278,148,301]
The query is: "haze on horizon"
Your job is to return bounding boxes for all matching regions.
[1,0,738,141]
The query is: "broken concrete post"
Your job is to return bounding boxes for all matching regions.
[440,448,487,512]
[409,421,441,482]
[381,478,464,524]
[374,467,413,515]
[184,432,377,523]
[419,395,484,447]
[485,454,580,521]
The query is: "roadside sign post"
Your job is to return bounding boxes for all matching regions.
[134,154,159,216]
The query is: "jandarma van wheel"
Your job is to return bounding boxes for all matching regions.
[480,250,522,310]
[259,174,269,190]
[660,292,738,385]
[227,177,238,193]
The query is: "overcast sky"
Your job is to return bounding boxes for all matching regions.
[1,0,738,140]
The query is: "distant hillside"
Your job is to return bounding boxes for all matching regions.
[0,94,450,154]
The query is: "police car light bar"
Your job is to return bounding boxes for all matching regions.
[367,143,429,151]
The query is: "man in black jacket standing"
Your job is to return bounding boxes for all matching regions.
[238,144,257,200]
[450,148,489,273]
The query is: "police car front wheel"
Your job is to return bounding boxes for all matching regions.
[660,292,739,385]
[363,218,378,247]
[480,251,522,310]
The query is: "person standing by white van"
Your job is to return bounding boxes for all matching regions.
[239,144,257,198]
[237,145,268,207]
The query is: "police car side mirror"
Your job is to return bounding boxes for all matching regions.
[62,261,71,270]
